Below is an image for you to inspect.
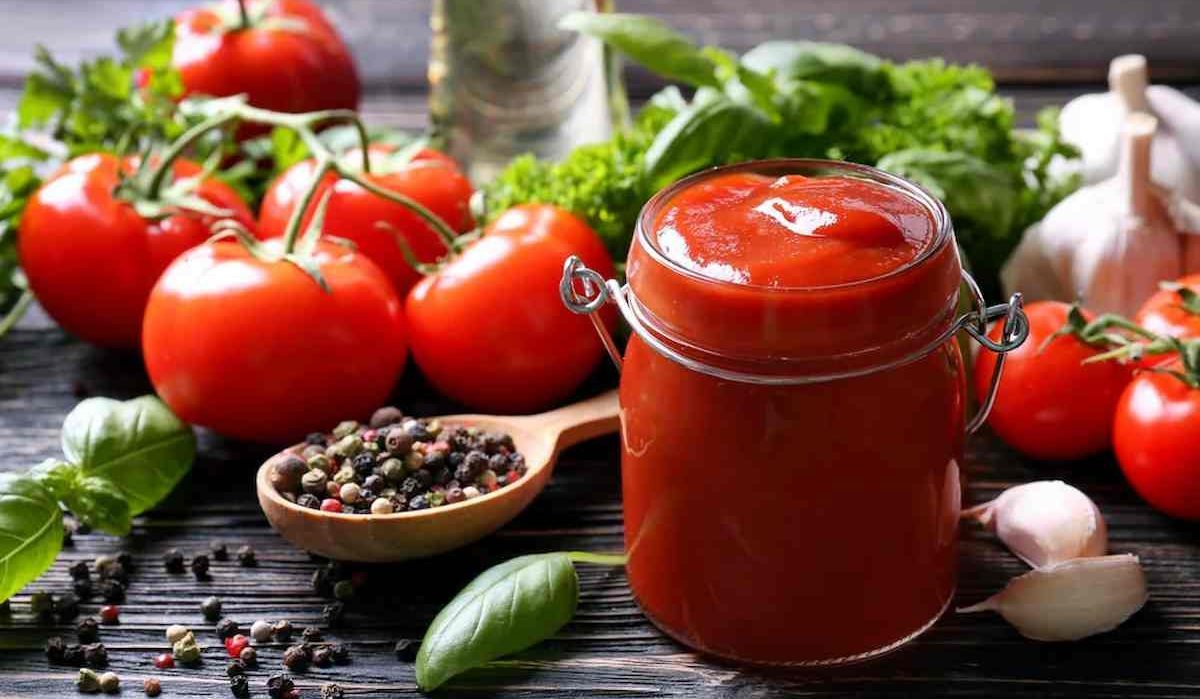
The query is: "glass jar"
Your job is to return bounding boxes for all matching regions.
[561,159,1027,666]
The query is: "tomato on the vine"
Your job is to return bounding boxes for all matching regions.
[1135,274,1200,341]
[142,238,406,443]
[974,301,1134,461]
[406,204,617,414]
[1113,363,1200,519]
[173,0,359,127]
[18,153,253,348]
[258,146,474,295]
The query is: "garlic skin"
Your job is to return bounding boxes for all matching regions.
[1058,55,1200,201]
[964,481,1107,568]
[1003,113,1183,316]
[958,554,1148,642]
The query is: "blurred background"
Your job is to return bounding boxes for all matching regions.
[1,0,1196,126]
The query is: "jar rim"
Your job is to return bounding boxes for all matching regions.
[634,158,954,293]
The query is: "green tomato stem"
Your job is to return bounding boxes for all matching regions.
[335,168,460,251]
[282,157,334,255]
[144,111,238,199]
[0,291,34,338]
[566,551,627,566]
[236,0,251,29]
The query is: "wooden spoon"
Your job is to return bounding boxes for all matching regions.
[256,390,620,562]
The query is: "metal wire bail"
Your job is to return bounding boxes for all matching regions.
[561,256,624,371]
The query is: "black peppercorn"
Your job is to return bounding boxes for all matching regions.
[266,673,294,699]
[369,406,403,428]
[45,636,67,664]
[329,643,350,664]
[56,592,80,620]
[98,579,125,603]
[76,616,99,643]
[385,430,413,454]
[201,596,223,621]
[30,591,54,618]
[96,560,128,584]
[311,568,331,596]
[322,601,345,627]
[363,474,384,493]
[412,469,433,489]
[301,626,322,642]
[72,578,94,600]
[116,551,134,572]
[163,549,185,574]
[399,476,421,496]
[211,542,229,561]
[69,561,91,581]
[82,642,108,668]
[191,554,210,579]
[282,644,310,672]
[229,673,250,698]
[236,545,257,567]
[226,658,246,677]
[320,683,345,699]
[297,493,320,509]
[305,432,327,446]
[271,619,294,642]
[408,494,429,511]
[312,646,333,667]
[216,618,240,640]
[351,452,375,477]
[62,644,85,667]
[393,639,419,662]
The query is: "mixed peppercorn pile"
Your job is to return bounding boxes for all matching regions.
[271,405,528,514]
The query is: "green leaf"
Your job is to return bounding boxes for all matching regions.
[61,396,195,516]
[643,94,775,191]
[876,148,1018,240]
[416,553,579,691]
[559,12,722,89]
[29,460,132,536]
[0,473,64,603]
[740,41,890,97]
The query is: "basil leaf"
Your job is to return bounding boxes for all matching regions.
[559,12,722,89]
[30,460,132,537]
[0,473,64,603]
[61,396,195,516]
[740,41,891,97]
[416,552,579,691]
[643,93,775,191]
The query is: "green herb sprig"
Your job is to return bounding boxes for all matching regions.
[0,395,195,603]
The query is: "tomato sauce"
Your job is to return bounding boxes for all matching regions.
[619,162,965,665]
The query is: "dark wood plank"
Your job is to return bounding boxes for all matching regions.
[0,0,1197,91]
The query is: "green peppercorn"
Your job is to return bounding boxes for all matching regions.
[201,596,223,621]
[362,441,381,455]
[30,591,54,617]
[333,579,354,601]
[378,458,405,483]
[333,434,363,458]
[307,453,333,474]
[332,465,356,486]
[165,624,190,644]
[332,420,359,440]
[301,468,328,495]
[172,632,202,664]
[98,671,119,694]
[77,668,101,693]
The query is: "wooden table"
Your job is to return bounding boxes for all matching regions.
[2,2,1200,697]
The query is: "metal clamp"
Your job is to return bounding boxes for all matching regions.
[561,256,1027,434]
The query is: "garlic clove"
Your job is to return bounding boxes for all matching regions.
[958,554,1148,642]
[963,480,1107,568]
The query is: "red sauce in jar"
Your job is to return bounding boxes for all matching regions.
[619,163,965,665]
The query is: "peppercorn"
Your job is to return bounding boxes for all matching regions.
[225,634,250,658]
[216,617,239,639]
[163,549,185,573]
[76,616,99,643]
[379,458,405,483]
[30,591,54,618]
[370,406,403,428]
[270,453,309,493]
[239,645,257,666]
[250,619,273,642]
[301,626,323,642]
[69,561,91,580]
[370,497,394,514]
[462,485,481,500]
[98,671,119,694]
[307,453,333,475]
[331,465,356,486]
[339,482,361,504]
[211,541,229,561]
[77,668,101,693]
[98,579,125,602]
[172,631,202,664]
[361,473,384,492]
[82,642,108,667]
[305,432,327,446]
[45,635,67,664]
[478,469,499,491]
[403,419,432,442]
[333,580,354,601]
[56,591,80,620]
[272,619,294,642]
[332,420,359,439]
[403,451,424,472]
[297,493,321,509]
[320,498,343,513]
[73,578,94,599]
[165,624,190,644]
[385,430,413,455]
[331,434,362,459]
[229,673,250,698]
[393,638,419,661]
[237,545,257,567]
[266,673,295,699]
[143,678,162,697]
[445,487,465,504]
[329,642,350,664]
[226,658,246,676]
[301,468,328,496]
[191,554,210,579]
[98,562,128,585]
[312,645,333,667]
[351,452,375,478]
[201,595,223,620]
[398,476,421,497]
[322,601,345,627]
[153,653,174,669]
[99,604,119,624]
[408,494,429,511]
[321,682,345,699]
[282,644,310,671]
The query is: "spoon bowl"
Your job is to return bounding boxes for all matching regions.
[256,390,620,562]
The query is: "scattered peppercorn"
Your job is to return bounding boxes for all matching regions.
[282,644,311,671]
[272,619,294,642]
[165,624,190,644]
[82,642,108,667]
[250,619,273,642]
[98,579,125,602]
[73,578,94,599]
[321,682,345,699]
[76,617,100,643]
[99,605,119,624]
[69,561,91,581]
[239,646,257,666]
[225,634,250,658]
[98,671,119,694]
[266,673,295,699]
[191,554,210,580]
[394,638,420,662]
[332,579,354,601]
[322,601,345,627]
[172,631,202,665]
[153,653,174,669]
[211,541,229,561]
[143,677,162,697]
[163,549,185,573]
[236,545,257,567]
[30,591,54,618]
[301,626,323,642]
[45,636,67,664]
[226,658,247,676]
[312,645,333,667]
[229,673,250,698]
[329,642,351,664]
[77,668,101,693]
[216,617,239,639]
[201,595,223,620]
[56,591,80,620]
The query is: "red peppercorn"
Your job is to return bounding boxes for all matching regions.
[225,634,250,658]
[99,605,119,624]
[283,689,301,699]
[362,429,377,443]
[153,653,175,669]
[320,499,343,513]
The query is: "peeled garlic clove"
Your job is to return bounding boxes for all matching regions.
[958,554,1147,642]
[963,480,1107,568]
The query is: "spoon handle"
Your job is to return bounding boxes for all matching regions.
[535,389,620,451]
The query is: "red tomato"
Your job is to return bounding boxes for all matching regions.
[1113,364,1200,519]
[258,146,473,296]
[173,0,359,131]
[1135,274,1200,340]
[406,204,616,413]
[142,239,407,443]
[974,301,1134,461]
[18,153,254,349]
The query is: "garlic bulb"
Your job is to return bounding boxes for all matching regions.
[964,481,1107,568]
[1002,113,1183,316]
[958,554,1147,642]
[1058,55,1200,201]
